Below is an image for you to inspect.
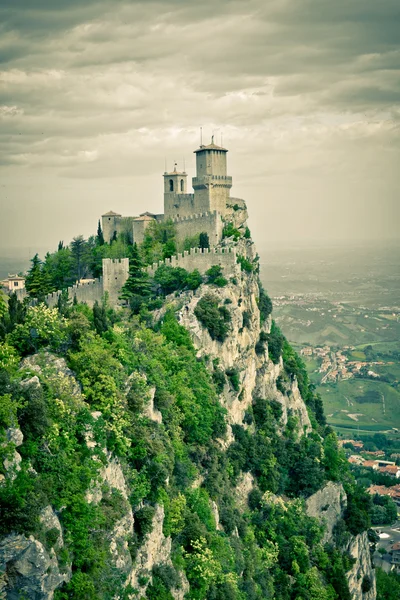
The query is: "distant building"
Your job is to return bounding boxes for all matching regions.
[391,542,400,566]
[1,274,25,292]
[339,439,364,450]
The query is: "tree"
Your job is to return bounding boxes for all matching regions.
[119,243,151,312]
[0,292,7,320]
[71,235,87,282]
[93,300,108,335]
[199,232,210,249]
[25,255,54,300]
[96,220,104,246]
[7,292,26,329]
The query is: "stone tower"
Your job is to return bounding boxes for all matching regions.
[192,139,232,216]
[102,210,122,243]
[164,164,195,219]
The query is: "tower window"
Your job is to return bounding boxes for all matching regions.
[180,179,184,192]
[169,179,174,192]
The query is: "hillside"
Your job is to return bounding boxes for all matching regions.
[0,206,376,599]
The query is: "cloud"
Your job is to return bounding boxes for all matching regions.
[0,0,399,249]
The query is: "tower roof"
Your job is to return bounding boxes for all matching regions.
[102,210,122,217]
[194,143,228,154]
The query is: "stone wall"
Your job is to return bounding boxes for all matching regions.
[44,259,129,308]
[45,279,104,308]
[102,258,129,306]
[172,210,223,246]
[147,246,239,277]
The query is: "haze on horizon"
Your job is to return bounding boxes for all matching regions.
[0,0,399,254]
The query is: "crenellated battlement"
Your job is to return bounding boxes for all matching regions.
[147,246,239,278]
[170,210,218,224]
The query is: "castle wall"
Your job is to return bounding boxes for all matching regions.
[102,216,134,243]
[172,211,223,247]
[43,259,129,308]
[102,258,129,306]
[164,193,196,219]
[147,247,239,278]
[45,279,104,309]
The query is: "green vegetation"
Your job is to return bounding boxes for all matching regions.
[376,568,400,600]
[222,223,241,241]
[0,233,375,600]
[194,294,231,342]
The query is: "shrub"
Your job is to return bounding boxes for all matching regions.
[255,331,268,355]
[237,255,253,273]
[223,223,241,240]
[225,368,240,392]
[194,295,231,342]
[244,227,251,239]
[266,321,284,363]
[206,265,227,287]
[258,283,273,322]
[242,310,251,329]
[212,368,226,394]
[10,304,67,355]
[134,505,156,540]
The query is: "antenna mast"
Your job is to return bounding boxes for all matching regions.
[200,126,203,147]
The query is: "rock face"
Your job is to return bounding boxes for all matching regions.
[306,483,376,599]
[346,532,376,600]
[127,504,171,592]
[0,534,69,600]
[2,428,24,482]
[306,481,346,544]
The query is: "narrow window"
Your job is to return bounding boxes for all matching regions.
[169,179,174,192]
[180,179,184,192]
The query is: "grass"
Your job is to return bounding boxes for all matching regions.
[318,378,400,431]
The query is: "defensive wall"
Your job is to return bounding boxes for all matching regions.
[172,210,223,246]
[44,258,129,309]
[146,246,239,278]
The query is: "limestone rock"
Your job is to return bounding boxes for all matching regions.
[144,388,162,424]
[39,507,64,551]
[305,481,346,543]
[128,504,171,593]
[109,511,134,573]
[0,534,69,599]
[20,353,82,398]
[234,472,254,510]
[2,428,24,482]
[86,453,129,504]
[346,531,376,600]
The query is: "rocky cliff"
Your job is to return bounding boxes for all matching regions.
[0,203,376,599]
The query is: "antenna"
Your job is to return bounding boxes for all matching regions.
[164,157,167,173]
[183,157,186,172]
[200,126,203,147]
[221,131,223,147]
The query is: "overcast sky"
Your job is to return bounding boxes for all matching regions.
[0,0,399,255]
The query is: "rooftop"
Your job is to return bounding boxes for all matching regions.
[102,210,122,217]
[194,143,228,153]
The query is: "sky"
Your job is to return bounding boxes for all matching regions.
[0,0,399,255]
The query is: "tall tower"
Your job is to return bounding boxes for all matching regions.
[192,138,232,215]
[164,163,193,219]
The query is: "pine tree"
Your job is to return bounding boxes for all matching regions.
[199,232,210,249]
[119,243,151,308]
[71,235,86,282]
[97,220,104,246]
[7,292,26,329]
[93,300,108,334]
[25,254,44,299]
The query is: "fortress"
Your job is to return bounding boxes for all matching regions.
[102,139,236,247]
[27,141,246,308]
